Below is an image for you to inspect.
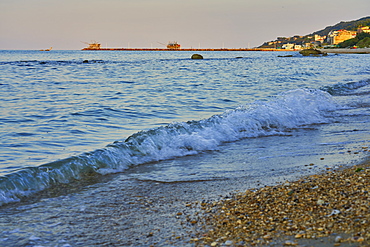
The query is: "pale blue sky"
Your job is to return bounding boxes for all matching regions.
[1,0,369,50]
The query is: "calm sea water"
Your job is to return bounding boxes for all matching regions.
[0,50,369,246]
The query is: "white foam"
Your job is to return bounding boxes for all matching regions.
[0,88,339,205]
[102,88,338,172]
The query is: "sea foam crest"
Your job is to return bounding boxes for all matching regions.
[0,88,337,205]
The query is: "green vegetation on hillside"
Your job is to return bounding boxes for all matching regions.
[337,32,370,48]
[258,16,370,49]
[313,16,370,36]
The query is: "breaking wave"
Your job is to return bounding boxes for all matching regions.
[0,88,339,206]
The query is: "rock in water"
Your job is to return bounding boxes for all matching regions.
[191,54,203,59]
[278,55,294,57]
[299,49,327,56]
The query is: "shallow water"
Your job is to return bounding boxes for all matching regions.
[0,50,369,246]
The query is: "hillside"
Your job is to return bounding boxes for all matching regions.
[259,16,370,48]
[312,16,370,36]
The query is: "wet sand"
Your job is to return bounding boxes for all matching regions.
[193,149,370,246]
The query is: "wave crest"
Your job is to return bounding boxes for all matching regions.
[0,88,338,206]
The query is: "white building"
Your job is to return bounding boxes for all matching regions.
[282,43,302,50]
[282,43,295,49]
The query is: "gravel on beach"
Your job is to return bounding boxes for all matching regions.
[193,148,370,246]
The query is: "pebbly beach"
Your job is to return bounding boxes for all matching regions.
[193,150,370,247]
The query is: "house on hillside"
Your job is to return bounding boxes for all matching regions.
[281,43,302,50]
[327,30,357,45]
[282,43,295,49]
[358,26,370,34]
[314,35,326,44]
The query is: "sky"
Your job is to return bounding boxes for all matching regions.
[1,0,369,50]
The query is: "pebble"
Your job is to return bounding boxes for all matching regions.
[283,240,298,246]
[295,233,303,239]
[224,240,233,245]
[357,236,365,242]
[316,199,325,205]
[335,236,342,243]
[263,234,272,240]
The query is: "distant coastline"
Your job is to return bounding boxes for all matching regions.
[81,46,370,53]
[81,47,295,52]
[81,47,370,54]
[82,48,296,51]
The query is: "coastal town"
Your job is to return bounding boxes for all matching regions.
[259,26,370,50]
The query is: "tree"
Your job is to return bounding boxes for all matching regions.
[357,37,370,48]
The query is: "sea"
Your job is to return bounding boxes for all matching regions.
[0,50,369,246]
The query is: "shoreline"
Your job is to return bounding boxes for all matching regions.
[81,48,295,52]
[319,48,370,54]
[194,150,370,247]
[0,149,369,246]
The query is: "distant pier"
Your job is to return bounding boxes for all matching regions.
[81,47,295,52]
